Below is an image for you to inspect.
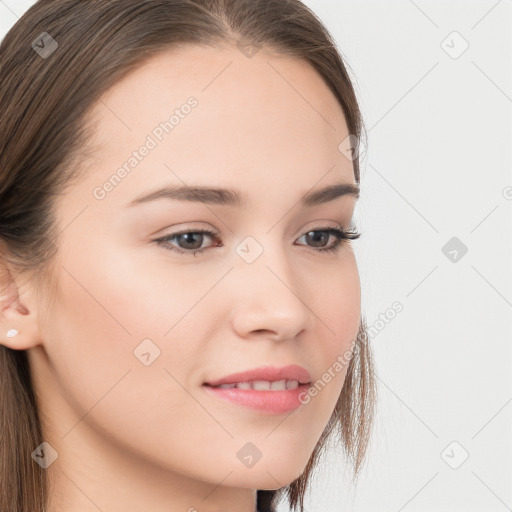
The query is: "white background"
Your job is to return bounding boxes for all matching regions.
[1,1,511,511]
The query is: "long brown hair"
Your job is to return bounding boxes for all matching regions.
[0,1,376,511]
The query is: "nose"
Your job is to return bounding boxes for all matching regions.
[229,244,315,341]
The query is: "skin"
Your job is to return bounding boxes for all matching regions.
[0,44,361,511]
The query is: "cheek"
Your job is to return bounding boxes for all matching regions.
[316,255,361,348]
[44,254,225,476]
[45,241,192,411]
[305,257,360,407]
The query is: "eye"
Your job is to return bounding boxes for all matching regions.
[155,228,219,257]
[296,226,361,254]
[154,225,361,257]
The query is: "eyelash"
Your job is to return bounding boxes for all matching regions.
[154,225,361,257]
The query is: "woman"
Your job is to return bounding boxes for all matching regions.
[0,1,376,511]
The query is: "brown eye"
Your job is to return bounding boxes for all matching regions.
[155,229,220,256]
[296,227,361,254]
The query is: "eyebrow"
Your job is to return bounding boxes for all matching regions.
[127,182,360,209]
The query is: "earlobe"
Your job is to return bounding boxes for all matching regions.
[0,262,41,351]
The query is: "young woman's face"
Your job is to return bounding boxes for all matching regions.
[29,44,361,508]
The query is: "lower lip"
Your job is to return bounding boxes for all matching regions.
[202,383,311,414]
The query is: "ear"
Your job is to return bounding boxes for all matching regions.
[0,256,42,351]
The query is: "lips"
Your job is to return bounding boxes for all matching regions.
[203,364,312,387]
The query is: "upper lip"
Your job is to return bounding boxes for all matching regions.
[204,364,312,387]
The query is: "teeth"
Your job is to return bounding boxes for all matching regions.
[271,380,287,390]
[253,380,271,390]
[286,380,299,390]
[214,380,301,390]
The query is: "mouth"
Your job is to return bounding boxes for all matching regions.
[203,364,312,389]
[203,379,310,391]
[201,364,312,413]
[202,380,312,414]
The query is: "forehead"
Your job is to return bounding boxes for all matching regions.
[76,44,354,208]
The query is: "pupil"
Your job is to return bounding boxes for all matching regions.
[307,231,327,247]
[180,233,202,249]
